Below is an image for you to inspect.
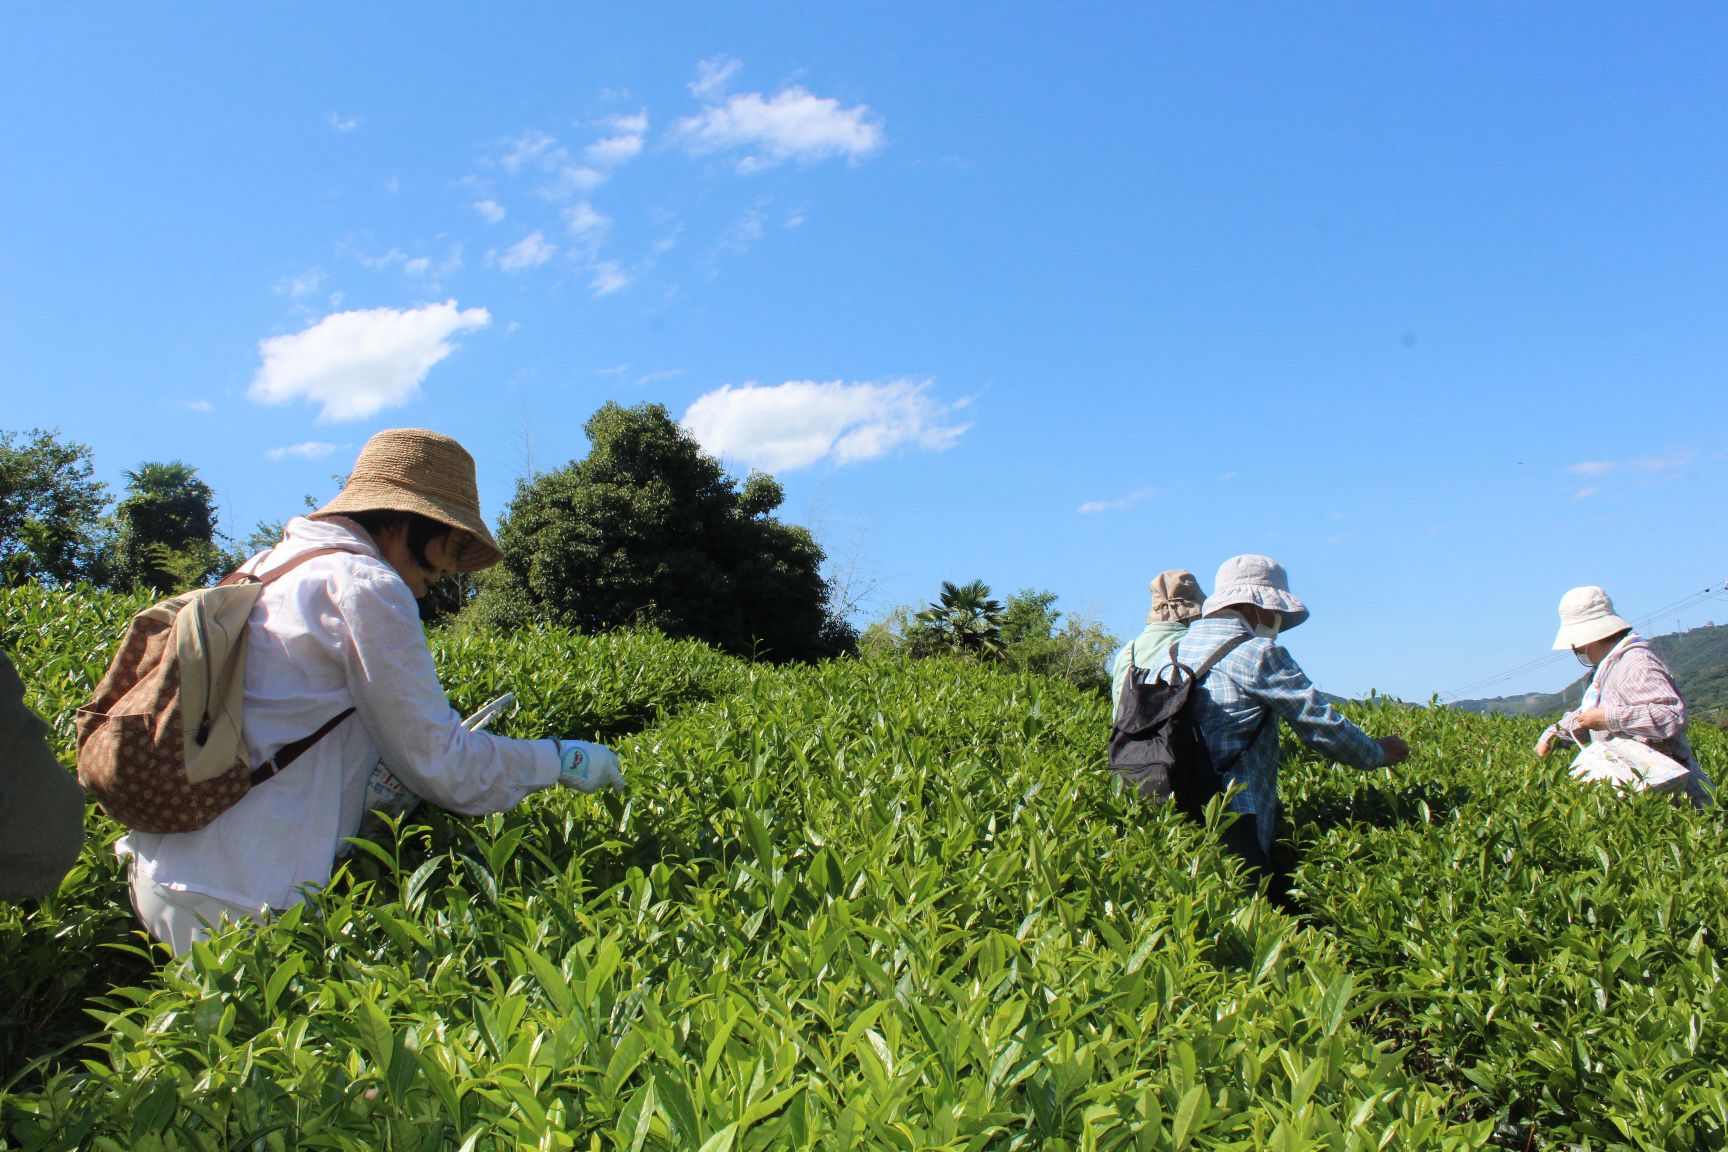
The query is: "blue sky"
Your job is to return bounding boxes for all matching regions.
[4,3,1726,703]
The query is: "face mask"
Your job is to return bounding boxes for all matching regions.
[1252,618,1281,641]
[1572,647,1595,668]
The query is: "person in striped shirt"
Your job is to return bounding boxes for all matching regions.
[1535,585,1715,804]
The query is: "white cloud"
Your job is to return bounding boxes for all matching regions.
[249,300,491,422]
[681,378,971,472]
[1633,450,1694,473]
[362,245,463,280]
[590,261,632,297]
[608,110,649,135]
[1574,486,1599,499]
[637,369,685,387]
[1078,490,1153,515]
[502,130,557,173]
[265,441,338,461]
[543,164,604,198]
[717,205,767,257]
[276,269,325,297]
[326,112,359,133]
[1569,451,1695,478]
[690,56,742,100]
[586,133,643,165]
[474,200,507,223]
[675,86,885,172]
[496,231,556,272]
[183,399,214,413]
[564,201,610,241]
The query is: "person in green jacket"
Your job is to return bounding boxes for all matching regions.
[1,650,86,900]
[1110,569,1205,720]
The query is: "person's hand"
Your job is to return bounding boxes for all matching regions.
[1535,728,1556,758]
[1376,735,1410,767]
[556,740,625,792]
[1571,707,1608,733]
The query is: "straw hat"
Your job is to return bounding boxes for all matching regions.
[1148,569,1205,624]
[313,429,503,571]
[1551,585,1632,650]
[1201,554,1311,631]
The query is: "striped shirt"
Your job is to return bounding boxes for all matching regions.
[1164,615,1386,851]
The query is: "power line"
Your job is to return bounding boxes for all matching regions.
[1436,581,1728,704]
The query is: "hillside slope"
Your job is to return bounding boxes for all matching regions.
[1453,622,1728,720]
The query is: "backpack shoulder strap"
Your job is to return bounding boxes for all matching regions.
[217,546,353,588]
[1191,631,1255,682]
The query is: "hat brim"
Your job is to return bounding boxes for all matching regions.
[1552,613,1632,650]
[1202,586,1310,631]
[314,482,503,571]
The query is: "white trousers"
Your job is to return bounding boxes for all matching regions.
[128,870,268,956]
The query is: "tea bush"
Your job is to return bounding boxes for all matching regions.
[4,583,1726,1148]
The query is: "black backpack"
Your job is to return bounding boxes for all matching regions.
[1109,633,1267,816]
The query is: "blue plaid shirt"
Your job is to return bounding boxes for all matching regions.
[1164,616,1385,851]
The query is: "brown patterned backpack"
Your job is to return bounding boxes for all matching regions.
[75,549,354,833]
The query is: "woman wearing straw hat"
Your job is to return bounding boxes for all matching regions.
[117,429,625,954]
[1110,570,1205,721]
[1535,585,1714,804]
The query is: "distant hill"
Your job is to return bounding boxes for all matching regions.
[1451,623,1728,721]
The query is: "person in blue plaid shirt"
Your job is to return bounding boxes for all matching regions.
[1165,554,1409,904]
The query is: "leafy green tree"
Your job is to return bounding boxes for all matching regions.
[109,460,221,593]
[471,402,853,661]
[0,428,111,587]
[914,579,1006,660]
[999,587,1118,694]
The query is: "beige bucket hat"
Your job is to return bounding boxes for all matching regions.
[1148,569,1205,624]
[1551,585,1633,650]
[313,429,503,571]
[1201,554,1311,631]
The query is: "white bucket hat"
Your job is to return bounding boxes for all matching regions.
[1551,585,1633,650]
[1201,554,1310,631]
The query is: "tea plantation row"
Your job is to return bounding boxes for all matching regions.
[3,583,1725,1150]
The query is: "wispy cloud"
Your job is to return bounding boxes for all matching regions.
[589,261,632,297]
[1574,486,1600,500]
[183,400,214,413]
[1568,450,1696,477]
[362,245,464,281]
[681,378,970,472]
[690,55,742,100]
[637,368,685,387]
[494,231,556,272]
[275,269,326,298]
[265,441,338,462]
[674,65,885,173]
[1633,450,1694,473]
[249,300,491,422]
[498,110,647,202]
[325,112,359,133]
[1078,489,1154,515]
[502,130,558,173]
[473,199,506,224]
[564,201,610,245]
[586,132,643,166]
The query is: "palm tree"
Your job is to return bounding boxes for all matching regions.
[914,579,1006,660]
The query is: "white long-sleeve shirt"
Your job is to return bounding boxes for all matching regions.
[119,516,560,911]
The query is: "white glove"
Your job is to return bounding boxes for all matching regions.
[556,739,625,792]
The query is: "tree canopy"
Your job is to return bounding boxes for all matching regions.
[472,402,853,661]
[0,428,110,587]
[109,460,222,593]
